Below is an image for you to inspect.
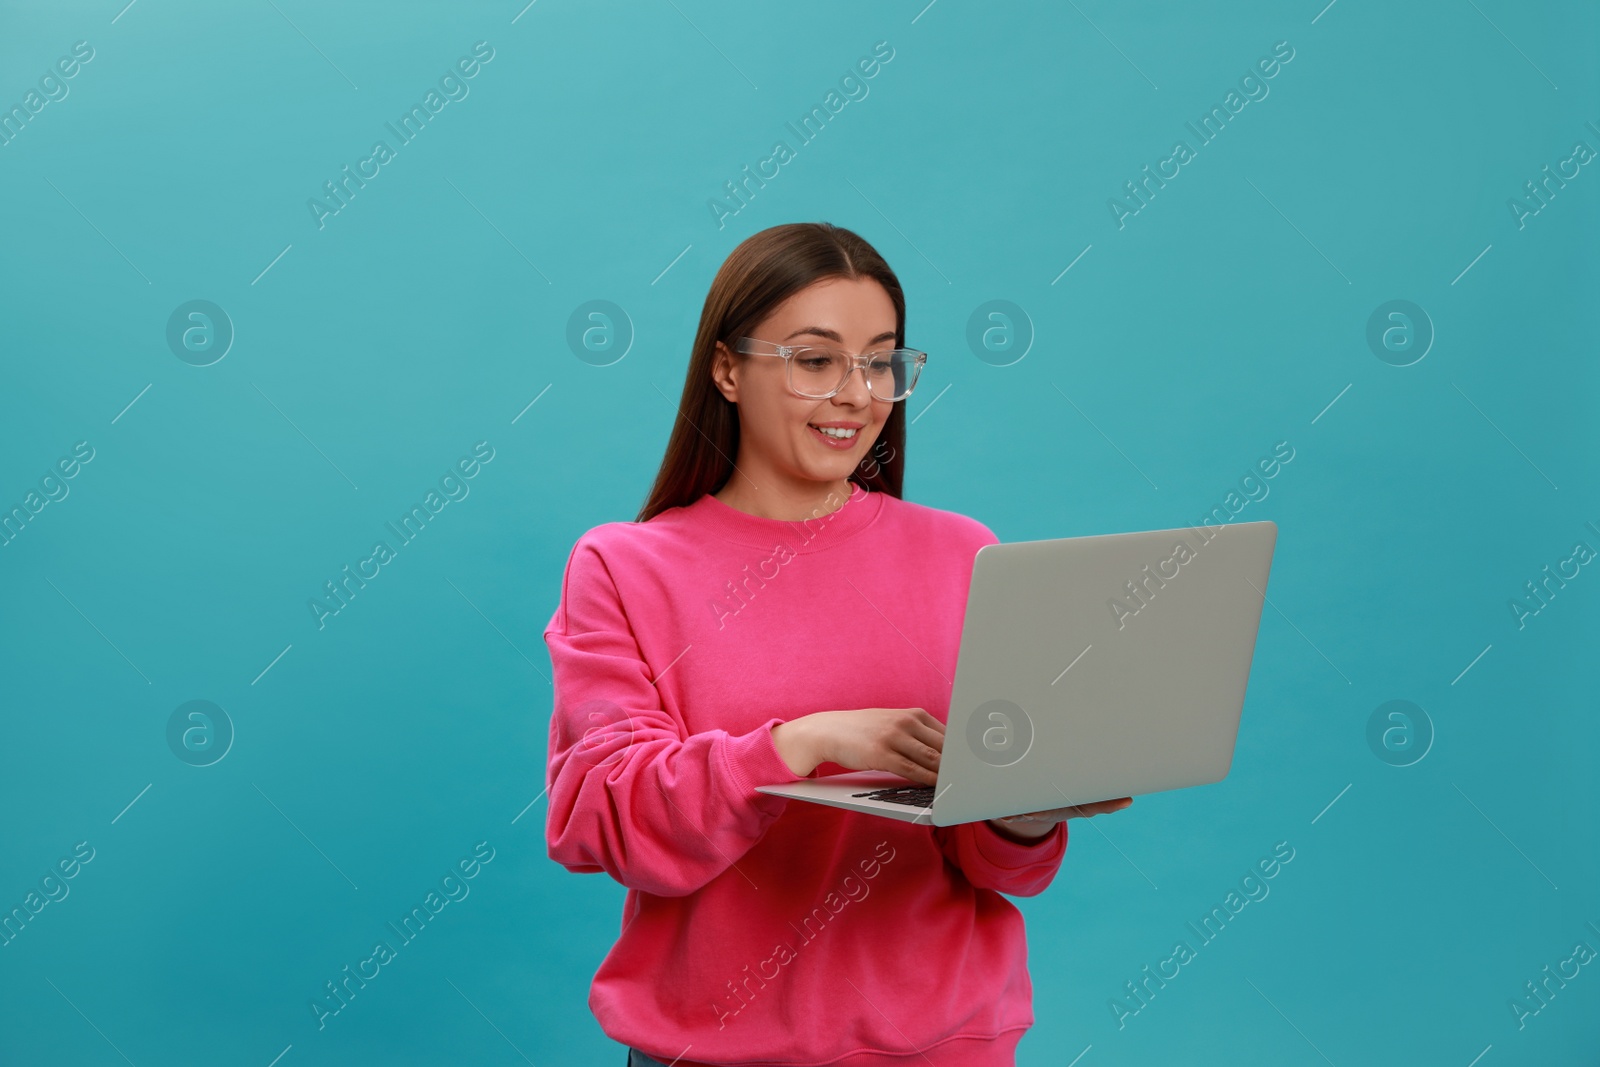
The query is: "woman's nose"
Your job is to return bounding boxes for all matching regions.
[835,361,873,402]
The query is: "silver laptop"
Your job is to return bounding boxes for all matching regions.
[755,520,1278,826]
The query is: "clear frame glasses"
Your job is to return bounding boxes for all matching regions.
[732,337,927,402]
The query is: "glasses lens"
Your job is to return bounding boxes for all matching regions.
[789,348,921,401]
[874,350,921,400]
[788,348,847,398]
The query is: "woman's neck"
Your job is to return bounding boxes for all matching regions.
[712,473,857,522]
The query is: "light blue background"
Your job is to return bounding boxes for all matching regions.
[2,1,1596,1064]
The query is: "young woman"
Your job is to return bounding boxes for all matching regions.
[543,222,1132,1067]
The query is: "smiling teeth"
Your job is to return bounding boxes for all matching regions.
[814,426,857,439]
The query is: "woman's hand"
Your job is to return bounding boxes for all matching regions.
[770,711,1133,839]
[987,797,1134,841]
[771,708,945,784]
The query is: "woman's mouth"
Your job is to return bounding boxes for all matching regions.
[808,423,860,450]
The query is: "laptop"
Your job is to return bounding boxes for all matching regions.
[755,520,1278,826]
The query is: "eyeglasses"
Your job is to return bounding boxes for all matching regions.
[732,337,927,402]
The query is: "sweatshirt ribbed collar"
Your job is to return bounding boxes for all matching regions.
[685,481,885,554]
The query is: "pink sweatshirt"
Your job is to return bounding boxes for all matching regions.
[543,483,1069,1066]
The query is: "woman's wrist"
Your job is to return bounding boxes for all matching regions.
[771,718,823,777]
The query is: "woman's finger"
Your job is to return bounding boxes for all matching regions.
[894,752,936,784]
[1079,798,1133,817]
[907,719,945,755]
[992,798,1137,823]
[908,713,945,752]
[895,734,942,774]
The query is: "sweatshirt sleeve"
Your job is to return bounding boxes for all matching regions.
[543,534,807,898]
[932,819,1068,897]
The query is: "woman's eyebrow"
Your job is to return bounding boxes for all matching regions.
[782,326,899,345]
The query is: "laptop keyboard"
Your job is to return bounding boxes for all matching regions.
[851,784,935,808]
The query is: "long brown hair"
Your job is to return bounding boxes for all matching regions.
[636,222,909,524]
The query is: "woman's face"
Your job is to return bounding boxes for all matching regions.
[712,275,897,493]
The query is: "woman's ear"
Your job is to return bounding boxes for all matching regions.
[710,341,740,403]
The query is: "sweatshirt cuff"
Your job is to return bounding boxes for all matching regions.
[722,717,807,801]
[977,819,1067,867]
